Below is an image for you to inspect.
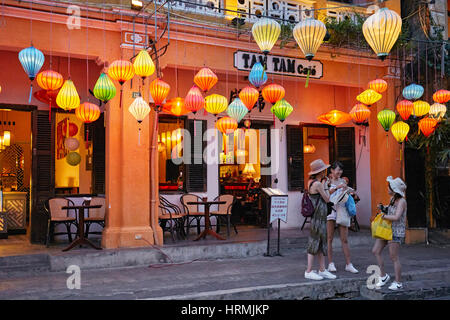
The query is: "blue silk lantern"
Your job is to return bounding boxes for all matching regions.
[249,62,268,88]
[227,98,248,122]
[18,46,45,103]
[402,83,424,101]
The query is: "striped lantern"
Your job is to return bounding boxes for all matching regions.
[413,100,430,117]
[239,86,259,111]
[93,73,117,104]
[75,102,101,123]
[108,60,135,108]
[391,121,410,144]
[251,18,281,54]
[18,46,45,102]
[377,109,396,132]
[227,98,248,122]
[429,103,447,121]
[271,99,293,122]
[262,84,285,104]
[293,18,327,61]
[56,80,80,111]
[129,96,151,145]
[402,83,424,101]
[432,89,450,104]
[204,94,228,116]
[349,103,371,125]
[396,100,414,121]
[36,70,64,121]
[356,89,382,106]
[149,78,170,111]
[248,62,268,88]
[216,116,238,134]
[185,86,204,114]
[194,67,218,92]
[133,50,155,80]
[368,79,388,93]
[418,117,438,137]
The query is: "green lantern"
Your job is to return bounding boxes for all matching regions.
[271,99,293,122]
[377,109,396,132]
[66,152,81,166]
[93,73,117,104]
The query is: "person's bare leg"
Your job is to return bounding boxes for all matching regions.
[327,220,335,265]
[372,239,387,276]
[339,226,351,265]
[306,253,315,273]
[318,252,326,272]
[389,242,401,282]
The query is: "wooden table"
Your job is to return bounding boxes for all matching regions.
[62,204,103,252]
[188,197,226,241]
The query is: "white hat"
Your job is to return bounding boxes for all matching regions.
[386,176,406,197]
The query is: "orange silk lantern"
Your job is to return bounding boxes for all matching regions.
[324,110,352,126]
[37,70,64,121]
[396,100,414,121]
[194,67,218,92]
[150,78,170,111]
[216,116,238,134]
[239,86,259,111]
[185,86,204,114]
[262,84,285,104]
[368,79,388,93]
[318,113,333,125]
[76,102,101,123]
[350,103,371,124]
[418,117,438,137]
[108,60,135,108]
[432,89,450,104]
[163,97,190,116]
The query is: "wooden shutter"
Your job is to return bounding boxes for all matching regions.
[186,119,207,192]
[334,127,356,189]
[286,125,304,191]
[30,110,55,243]
[92,113,105,194]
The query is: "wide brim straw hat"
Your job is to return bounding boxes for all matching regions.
[386,176,407,197]
[308,159,331,176]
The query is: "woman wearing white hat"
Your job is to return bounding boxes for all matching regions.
[371,176,407,290]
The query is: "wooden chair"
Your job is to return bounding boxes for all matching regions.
[44,198,78,247]
[158,197,186,242]
[84,197,106,238]
[210,194,238,237]
[180,194,204,238]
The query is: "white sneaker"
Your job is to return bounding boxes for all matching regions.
[388,281,403,291]
[318,269,337,279]
[376,274,390,287]
[328,262,337,272]
[304,270,323,281]
[345,263,359,274]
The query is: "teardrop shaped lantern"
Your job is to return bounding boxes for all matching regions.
[368,79,388,93]
[75,102,101,123]
[418,117,438,137]
[194,67,218,92]
[349,103,371,125]
[262,84,285,104]
[133,50,155,80]
[149,78,170,112]
[204,94,228,116]
[129,96,151,145]
[391,121,409,144]
[323,110,352,126]
[227,98,248,122]
[93,73,117,104]
[396,100,414,121]
[248,62,268,88]
[402,83,424,101]
[251,18,281,55]
[377,109,396,132]
[18,46,45,103]
[362,7,402,60]
[413,100,430,117]
[163,97,190,116]
[356,89,382,106]
[429,103,447,122]
[271,99,293,122]
[56,80,80,111]
[216,116,238,134]
[185,86,204,114]
[239,86,259,111]
[432,89,450,104]
[293,18,327,61]
[108,60,135,108]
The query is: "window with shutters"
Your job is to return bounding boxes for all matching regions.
[186,119,207,193]
[332,127,356,189]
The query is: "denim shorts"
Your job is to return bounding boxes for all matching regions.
[389,236,405,244]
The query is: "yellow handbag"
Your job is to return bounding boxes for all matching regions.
[371,214,393,240]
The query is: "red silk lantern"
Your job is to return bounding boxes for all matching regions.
[396,100,414,121]
[239,86,259,111]
[432,89,450,104]
[262,84,285,104]
[185,86,204,114]
[34,89,59,105]
[108,60,135,108]
[163,97,190,116]
[368,79,388,93]
[150,78,170,111]
[194,67,218,92]
[76,102,101,123]
[350,103,371,124]
[418,117,438,137]
[216,116,238,134]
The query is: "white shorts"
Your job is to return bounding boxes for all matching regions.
[327,210,337,221]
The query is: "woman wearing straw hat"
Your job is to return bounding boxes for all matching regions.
[371,176,407,290]
[304,159,337,281]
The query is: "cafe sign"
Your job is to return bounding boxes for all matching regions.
[234,50,323,79]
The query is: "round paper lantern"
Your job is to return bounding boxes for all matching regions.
[194,67,218,92]
[323,110,352,126]
[318,113,333,125]
[248,62,268,88]
[129,97,151,123]
[216,116,238,134]
[377,109,396,132]
[163,97,190,116]
[432,89,450,104]
[418,117,438,137]
[93,73,116,104]
[185,86,204,114]
[293,18,327,61]
[37,70,63,91]
[133,50,155,80]
[262,84,285,104]
[362,8,402,60]
[429,103,447,121]
[18,45,45,102]
[244,119,251,128]
[271,99,293,122]
[239,86,259,111]
[350,103,371,124]
[402,83,424,100]
[396,100,414,121]
[108,60,135,85]
[413,100,430,117]
[391,121,409,144]
[251,18,281,54]
[368,79,388,93]
[150,78,170,110]
[227,98,248,122]
[304,144,316,154]
[75,102,101,123]
[204,94,228,116]
[65,137,80,151]
[66,152,81,166]
[356,89,382,106]
[56,80,80,111]
[67,123,78,137]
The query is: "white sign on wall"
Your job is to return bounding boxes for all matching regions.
[234,50,323,79]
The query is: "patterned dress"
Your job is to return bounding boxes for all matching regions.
[307,191,328,256]
[387,199,407,242]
